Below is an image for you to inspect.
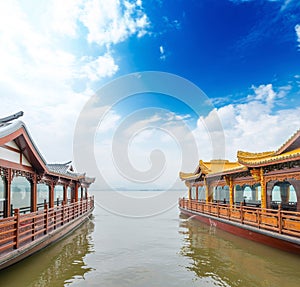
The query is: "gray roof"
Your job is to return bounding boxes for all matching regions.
[0,120,95,183]
[47,162,85,179]
[0,120,47,165]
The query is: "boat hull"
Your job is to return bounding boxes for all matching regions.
[0,208,94,270]
[180,207,300,255]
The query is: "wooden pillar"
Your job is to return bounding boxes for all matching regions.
[74,182,79,202]
[85,187,88,199]
[49,182,54,208]
[195,185,199,201]
[229,177,234,207]
[5,168,12,217]
[205,178,210,203]
[80,186,83,199]
[188,185,191,200]
[260,167,266,209]
[266,181,276,209]
[63,184,67,204]
[30,174,37,212]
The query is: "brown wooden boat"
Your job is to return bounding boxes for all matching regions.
[0,112,95,270]
[179,130,300,254]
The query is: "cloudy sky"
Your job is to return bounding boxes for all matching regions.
[1,0,300,190]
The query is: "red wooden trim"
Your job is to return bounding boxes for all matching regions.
[0,129,23,146]
[0,127,83,183]
[0,144,20,154]
[0,159,33,172]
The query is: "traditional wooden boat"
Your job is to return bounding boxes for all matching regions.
[0,112,95,270]
[179,130,300,254]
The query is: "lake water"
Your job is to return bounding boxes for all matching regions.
[1,191,300,287]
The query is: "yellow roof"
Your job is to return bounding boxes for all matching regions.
[180,129,300,181]
[179,159,244,181]
[237,148,300,166]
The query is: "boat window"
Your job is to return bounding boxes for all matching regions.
[67,186,72,202]
[11,176,30,210]
[199,186,205,201]
[272,185,281,202]
[243,186,252,201]
[234,185,243,203]
[37,183,49,207]
[289,185,297,202]
[54,185,64,204]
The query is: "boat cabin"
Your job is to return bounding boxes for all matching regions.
[180,129,300,211]
[0,116,94,218]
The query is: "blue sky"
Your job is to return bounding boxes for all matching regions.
[0,0,300,189]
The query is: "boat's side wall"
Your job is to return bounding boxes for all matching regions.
[180,207,300,254]
[0,208,93,270]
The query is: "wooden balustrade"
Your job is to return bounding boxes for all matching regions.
[179,198,300,238]
[0,196,94,255]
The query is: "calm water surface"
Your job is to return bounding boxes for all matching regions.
[1,191,300,287]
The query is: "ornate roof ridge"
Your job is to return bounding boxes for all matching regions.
[237,150,275,160]
[275,129,300,155]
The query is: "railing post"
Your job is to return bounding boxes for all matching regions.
[257,208,260,228]
[44,204,48,235]
[53,207,56,230]
[240,203,244,224]
[62,202,65,225]
[217,202,220,218]
[14,208,20,249]
[32,213,35,241]
[278,204,282,234]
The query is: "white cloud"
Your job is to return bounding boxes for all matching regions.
[79,0,149,46]
[0,0,150,166]
[49,0,83,37]
[295,24,300,48]
[193,83,300,161]
[81,53,119,82]
[159,45,166,60]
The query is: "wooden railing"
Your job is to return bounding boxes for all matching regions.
[179,198,300,238]
[0,196,94,255]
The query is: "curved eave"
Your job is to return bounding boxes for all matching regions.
[206,166,248,179]
[179,171,202,181]
[238,153,300,167]
[0,121,47,172]
[46,171,84,181]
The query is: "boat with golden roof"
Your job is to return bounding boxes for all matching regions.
[179,130,300,254]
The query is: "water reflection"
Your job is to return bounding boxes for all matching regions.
[0,216,95,287]
[179,214,300,287]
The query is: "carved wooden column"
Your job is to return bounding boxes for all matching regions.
[49,182,54,208]
[84,187,88,199]
[74,182,79,202]
[188,184,191,200]
[30,174,37,212]
[266,181,276,209]
[5,168,12,217]
[195,185,199,201]
[260,168,266,209]
[229,177,234,207]
[63,184,67,204]
[80,186,83,199]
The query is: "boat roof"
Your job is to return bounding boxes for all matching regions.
[180,129,300,180]
[0,119,95,184]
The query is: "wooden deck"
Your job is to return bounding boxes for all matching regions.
[0,196,94,269]
[179,198,300,238]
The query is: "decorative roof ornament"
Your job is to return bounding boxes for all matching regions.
[0,111,24,127]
